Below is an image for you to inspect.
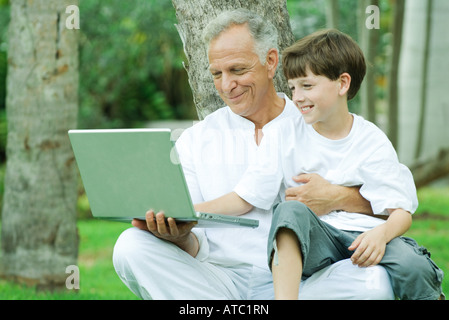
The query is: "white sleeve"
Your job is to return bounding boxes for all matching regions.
[233,128,284,210]
[359,143,418,215]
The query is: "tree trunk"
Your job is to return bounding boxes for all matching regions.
[358,0,379,124]
[414,0,433,160]
[387,0,405,149]
[171,0,294,120]
[1,0,79,290]
[410,147,449,188]
[398,0,449,166]
[326,0,339,29]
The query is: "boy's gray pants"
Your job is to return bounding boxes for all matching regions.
[268,201,444,300]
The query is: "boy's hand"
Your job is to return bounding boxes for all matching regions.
[348,225,388,267]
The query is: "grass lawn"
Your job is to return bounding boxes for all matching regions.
[0,220,138,300]
[0,186,448,299]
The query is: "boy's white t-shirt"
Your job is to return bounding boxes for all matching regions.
[234,113,418,232]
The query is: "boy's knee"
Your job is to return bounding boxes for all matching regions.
[271,201,318,245]
[273,201,314,223]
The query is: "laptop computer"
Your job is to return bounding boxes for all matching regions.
[68,128,259,228]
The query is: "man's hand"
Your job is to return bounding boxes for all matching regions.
[285,173,373,216]
[285,173,338,215]
[132,210,199,257]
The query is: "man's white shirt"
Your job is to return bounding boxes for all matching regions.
[175,93,299,268]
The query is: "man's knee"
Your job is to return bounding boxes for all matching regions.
[113,227,160,273]
[359,265,395,300]
[113,228,140,272]
[299,261,394,300]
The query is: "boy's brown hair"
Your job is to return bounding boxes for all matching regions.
[282,29,366,100]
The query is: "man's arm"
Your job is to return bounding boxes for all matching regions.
[193,192,253,216]
[285,173,374,216]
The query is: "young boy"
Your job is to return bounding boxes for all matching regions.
[194,29,444,300]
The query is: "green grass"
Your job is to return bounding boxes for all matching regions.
[0,220,138,300]
[0,186,448,299]
[415,186,449,217]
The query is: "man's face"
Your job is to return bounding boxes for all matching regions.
[208,24,274,119]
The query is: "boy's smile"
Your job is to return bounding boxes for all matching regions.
[298,104,314,114]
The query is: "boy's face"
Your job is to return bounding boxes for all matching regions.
[287,69,347,128]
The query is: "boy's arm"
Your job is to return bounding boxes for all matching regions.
[349,208,412,267]
[194,192,253,216]
[383,208,413,240]
[286,173,374,216]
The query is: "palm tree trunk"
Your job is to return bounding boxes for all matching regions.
[1,0,79,290]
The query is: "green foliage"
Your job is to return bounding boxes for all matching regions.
[0,0,196,133]
[78,0,195,129]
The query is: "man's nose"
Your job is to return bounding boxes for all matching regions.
[221,73,237,93]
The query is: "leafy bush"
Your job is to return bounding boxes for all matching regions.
[78,0,195,129]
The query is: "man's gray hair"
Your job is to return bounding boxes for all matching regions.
[202,8,278,65]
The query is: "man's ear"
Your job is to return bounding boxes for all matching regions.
[338,72,351,96]
[265,48,279,79]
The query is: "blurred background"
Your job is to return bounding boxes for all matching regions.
[0,0,447,299]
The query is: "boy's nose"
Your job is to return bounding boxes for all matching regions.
[293,91,305,104]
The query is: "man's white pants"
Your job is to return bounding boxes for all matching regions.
[113,227,394,300]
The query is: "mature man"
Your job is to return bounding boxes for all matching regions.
[113,9,394,300]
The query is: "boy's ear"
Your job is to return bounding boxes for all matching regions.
[338,73,351,96]
[265,48,279,79]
